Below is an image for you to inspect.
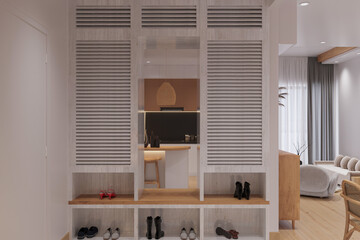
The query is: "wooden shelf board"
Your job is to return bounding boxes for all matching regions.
[73,237,133,240]
[205,237,264,240]
[204,194,269,205]
[69,194,134,205]
[69,189,269,206]
[139,238,199,240]
[142,146,191,151]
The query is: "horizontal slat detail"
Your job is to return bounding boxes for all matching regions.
[207,40,263,166]
[142,6,197,28]
[76,6,131,28]
[75,40,131,166]
[208,6,262,28]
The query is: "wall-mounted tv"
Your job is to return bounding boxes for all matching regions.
[145,112,198,143]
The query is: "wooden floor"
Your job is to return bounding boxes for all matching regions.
[273,192,360,240]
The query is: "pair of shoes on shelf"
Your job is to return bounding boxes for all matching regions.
[233,181,250,200]
[180,227,197,240]
[216,227,239,239]
[99,189,116,200]
[146,216,164,239]
[77,226,98,239]
[103,228,120,240]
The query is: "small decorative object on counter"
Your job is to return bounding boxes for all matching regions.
[152,136,160,148]
[144,130,149,148]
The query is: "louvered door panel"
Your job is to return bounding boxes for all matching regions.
[207,40,263,166]
[142,6,197,28]
[76,40,131,165]
[76,6,131,28]
[208,6,262,28]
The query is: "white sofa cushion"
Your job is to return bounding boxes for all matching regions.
[355,161,360,171]
[334,155,344,167]
[341,156,351,169]
[348,158,359,171]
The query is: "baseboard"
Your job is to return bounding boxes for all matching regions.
[61,232,69,240]
[270,232,280,240]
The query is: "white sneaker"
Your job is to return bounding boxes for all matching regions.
[103,228,112,240]
[111,228,120,240]
[180,228,188,240]
[188,228,196,240]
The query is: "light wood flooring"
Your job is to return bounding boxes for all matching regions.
[273,192,360,240]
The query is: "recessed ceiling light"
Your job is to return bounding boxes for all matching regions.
[335,61,339,63]
[299,2,310,6]
[357,52,360,55]
[146,61,151,64]
[320,41,326,44]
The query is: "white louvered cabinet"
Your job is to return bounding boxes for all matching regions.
[206,40,263,166]
[75,40,132,166]
[70,0,135,172]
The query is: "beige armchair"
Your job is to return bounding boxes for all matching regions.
[341,180,360,240]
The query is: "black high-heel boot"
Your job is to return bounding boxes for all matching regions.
[242,181,251,200]
[154,216,164,239]
[146,216,153,239]
[234,181,242,200]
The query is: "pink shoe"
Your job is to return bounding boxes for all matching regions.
[99,190,107,200]
[107,189,116,200]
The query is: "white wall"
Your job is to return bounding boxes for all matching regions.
[336,57,360,158]
[0,0,69,239]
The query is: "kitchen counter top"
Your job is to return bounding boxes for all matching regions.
[143,146,191,151]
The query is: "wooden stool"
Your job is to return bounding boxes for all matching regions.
[144,156,161,188]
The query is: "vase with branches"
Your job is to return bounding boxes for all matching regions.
[293,142,309,165]
[279,87,288,107]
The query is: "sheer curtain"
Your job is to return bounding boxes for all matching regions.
[279,57,309,164]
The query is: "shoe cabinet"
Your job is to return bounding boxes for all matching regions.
[71,208,135,240]
[204,208,268,240]
[68,0,274,239]
[138,208,200,239]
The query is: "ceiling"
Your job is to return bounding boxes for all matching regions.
[282,0,360,57]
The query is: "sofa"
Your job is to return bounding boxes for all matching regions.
[315,155,360,186]
[300,165,338,197]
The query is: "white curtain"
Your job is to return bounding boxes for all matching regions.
[279,57,309,164]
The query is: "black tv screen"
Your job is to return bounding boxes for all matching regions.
[145,112,198,143]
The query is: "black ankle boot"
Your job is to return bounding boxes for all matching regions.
[146,216,153,239]
[154,216,164,239]
[234,181,242,200]
[242,181,250,200]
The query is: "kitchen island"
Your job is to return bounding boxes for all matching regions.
[144,146,190,188]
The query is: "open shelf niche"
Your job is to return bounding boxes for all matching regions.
[138,208,200,239]
[71,208,134,240]
[72,173,134,202]
[204,208,267,240]
[204,173,267,204]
